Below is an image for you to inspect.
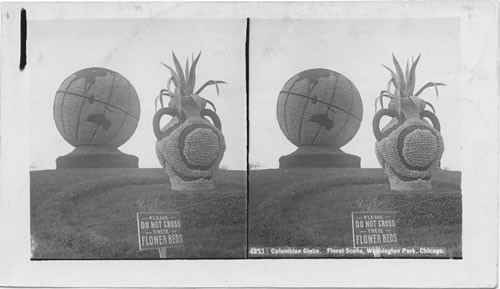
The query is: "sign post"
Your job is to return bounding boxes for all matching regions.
[136,212,184,258]
[158,247,167,258]
[351,211,398,257]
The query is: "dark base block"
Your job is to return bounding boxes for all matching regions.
[279,145,361,168]
[56,145,139,169]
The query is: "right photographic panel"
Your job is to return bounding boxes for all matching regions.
[248,18,462,258]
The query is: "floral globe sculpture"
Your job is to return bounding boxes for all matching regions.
[276,68,363,168]
[53,67,140,168]
[373,54,445,191]
[153,52,226,191]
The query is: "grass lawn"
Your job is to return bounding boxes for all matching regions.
[31,168,246,259]
[248,168,461,258]
[31,167,461,259]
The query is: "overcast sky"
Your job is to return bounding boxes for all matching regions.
[250,18,461,170]
[29,19,246,170]
[29,18,461,171]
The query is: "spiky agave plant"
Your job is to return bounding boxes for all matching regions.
[155,52,226,115]
[375,54,445,115]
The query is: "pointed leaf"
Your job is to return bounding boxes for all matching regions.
[172,52,186,94]
[392,54,407,97]
[205,99,216,112]
[159,89,173,109]
[377,91,393,112]
[155,90,172,111]
[167,76,174,91]
[188,52,201,95]
[394,87,401,115]
[380,90,393,96]
[161,62,180,88]
[375,95,390,112]
[386,78,393,92]
[190,94,202,108]
[424,101,436,114]
[174,89,182,115]
[195,80,226,95]
[382,65,400,88]
[409,95,421,110]
[160,94,166,109]
[159,89,173,96]
[215,82,220,95]
[155,94,160,111]
[405,60,409,84]
[185,58,190,86]
[408,54,421,95]
[415,82,446,97]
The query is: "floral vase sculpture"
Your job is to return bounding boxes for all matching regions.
[153,52,226,191]
[372,54,445,191]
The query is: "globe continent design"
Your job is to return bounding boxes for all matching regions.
[53,67,141,148]
[277,68,363,148]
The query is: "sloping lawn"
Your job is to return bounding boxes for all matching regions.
[248,168,461,258]
[32,167,461,259]
[31,168,247,259]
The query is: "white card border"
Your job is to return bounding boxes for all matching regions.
[0,1,497,287]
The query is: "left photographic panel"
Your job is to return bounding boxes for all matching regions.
[29,18,247,259]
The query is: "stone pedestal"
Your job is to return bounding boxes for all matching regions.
[56,145,138,169]
[279,145,360,168]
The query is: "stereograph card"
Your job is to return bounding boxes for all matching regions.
[0,1,497,287]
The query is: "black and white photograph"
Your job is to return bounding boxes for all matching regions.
[0,1,498,288]
[28,17,248,259]
[248,18,462,259]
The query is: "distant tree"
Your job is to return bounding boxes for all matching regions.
[249,162,261,169]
